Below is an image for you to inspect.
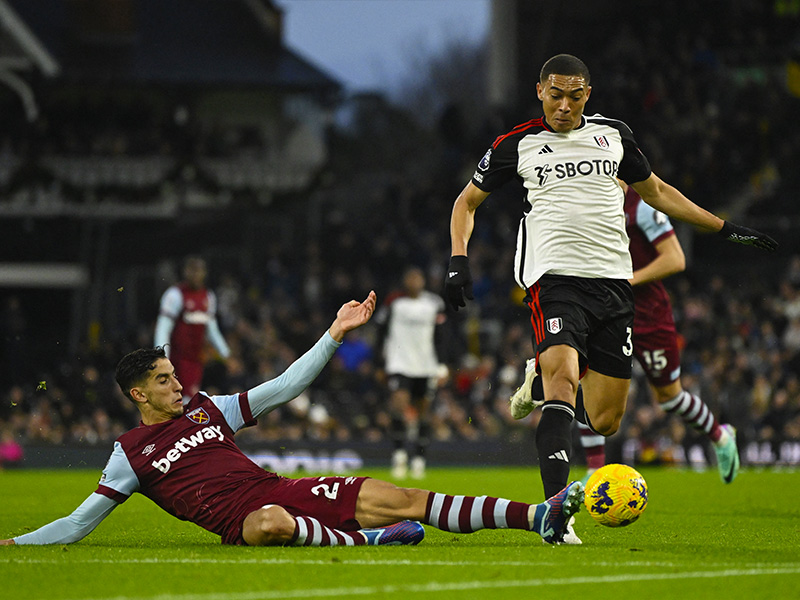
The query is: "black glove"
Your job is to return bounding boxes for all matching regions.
[444,255,473,311]
[718,221,778,252]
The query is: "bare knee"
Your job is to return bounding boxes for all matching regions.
[590,406,624,436]
[581,373,630,436]
[394,486,427,511]
[242,505,296,546]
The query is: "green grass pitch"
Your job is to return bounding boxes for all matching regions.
[1,466,799,600]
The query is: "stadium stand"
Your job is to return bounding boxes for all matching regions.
[0,0,799,469]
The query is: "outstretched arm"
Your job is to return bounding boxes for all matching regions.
[632,173,723,232]
[632,173,777,251]
[244,292,376,419]
[2,493,119,546]
[328,290,376,342]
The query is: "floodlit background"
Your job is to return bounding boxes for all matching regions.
[0,0,799,472]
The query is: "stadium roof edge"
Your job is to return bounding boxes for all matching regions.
[5,0,341,92]
[0,0,60,76]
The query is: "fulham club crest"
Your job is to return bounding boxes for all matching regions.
[186,407,210,425]
[547,317,563,334]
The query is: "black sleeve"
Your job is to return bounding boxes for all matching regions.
[616,122,652,184]
[471,135,520,193]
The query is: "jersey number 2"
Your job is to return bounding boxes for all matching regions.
[311,482,340,500]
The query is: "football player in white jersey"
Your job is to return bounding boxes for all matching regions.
[375,267,446,479]
[445,53,776,543]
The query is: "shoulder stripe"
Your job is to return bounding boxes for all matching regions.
[650,230,676,246]
[492,118,544,149]
[95,484,129,503]
[238,392,257,428]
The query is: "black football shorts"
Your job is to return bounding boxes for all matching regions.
[525,274,634,379]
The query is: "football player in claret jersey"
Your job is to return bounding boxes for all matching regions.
[374,267,446,479]
[2,291,584,547]
[445,53,776,542]
[612,184,738,482]
[154,256,230,400]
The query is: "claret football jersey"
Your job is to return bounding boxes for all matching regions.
[94,393,273,538]
[623,186,676,329]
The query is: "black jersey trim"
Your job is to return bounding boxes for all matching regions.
[585,115,635,138]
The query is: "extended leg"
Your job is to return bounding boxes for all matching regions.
[356,477,584,545]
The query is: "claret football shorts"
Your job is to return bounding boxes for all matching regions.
[225,475,369,545]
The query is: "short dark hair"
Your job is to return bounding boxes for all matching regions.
[540,54,590,85]
[115,347,167,402]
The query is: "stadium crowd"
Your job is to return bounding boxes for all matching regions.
[1,0,799,470]
[2,225,800,471]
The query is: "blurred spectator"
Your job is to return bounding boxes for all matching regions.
[0,426,23,469]
[154,256,231,399]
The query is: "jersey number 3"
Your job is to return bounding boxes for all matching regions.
[622,327,633,357]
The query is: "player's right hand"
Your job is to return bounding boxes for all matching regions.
[718,221,778,251]
[444,255,474,311]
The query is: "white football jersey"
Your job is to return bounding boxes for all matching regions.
[472,113,652,289]
[376,291,444,378]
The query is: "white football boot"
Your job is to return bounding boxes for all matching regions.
[561,516,582,545]
[509,358,544,419]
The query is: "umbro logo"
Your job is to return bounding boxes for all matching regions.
[142,444,156,456]
[448,272,458,278]
[547,450,569,462]
[538,144,554,154]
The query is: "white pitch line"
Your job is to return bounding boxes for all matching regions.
[48,566,800,600]
[1,557,798,570]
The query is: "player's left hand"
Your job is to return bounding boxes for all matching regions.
[329,291,377,341]
[719,221,778,251]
